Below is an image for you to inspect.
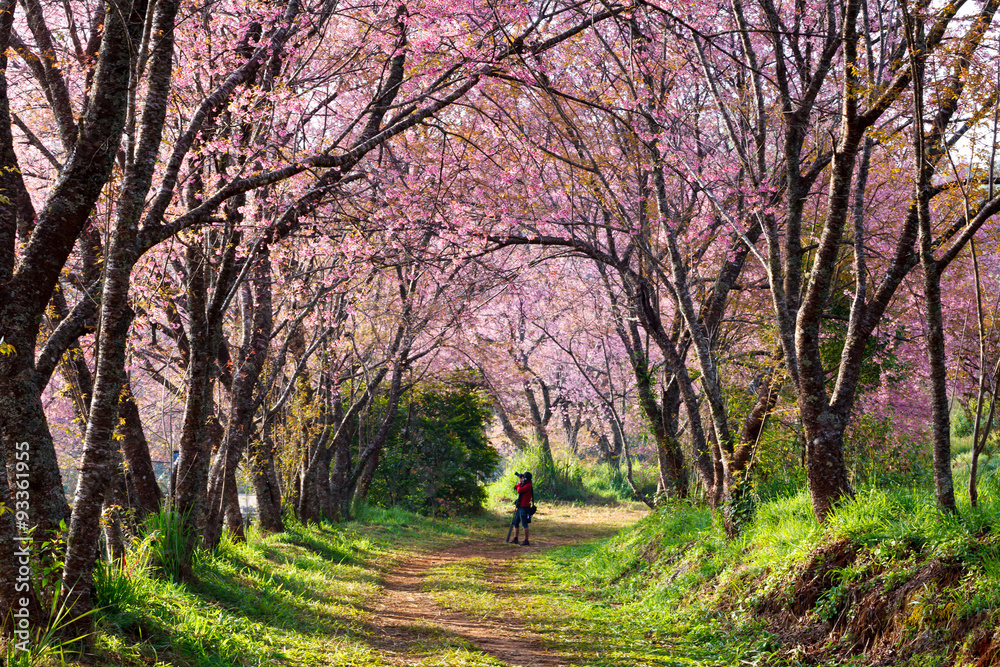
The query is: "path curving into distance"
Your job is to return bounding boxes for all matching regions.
[371,504,646,667]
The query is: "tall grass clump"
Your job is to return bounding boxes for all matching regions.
[143,505,193,582]
[1,594,96,667]
[739,488,822,571]
[93,531,155,616]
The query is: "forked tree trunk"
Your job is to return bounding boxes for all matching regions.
[300,440,333,523]
[61,0,177,627]
[904,12,957,514]
[62,240,140,614]
[174,241,230,578]
[523,380,555,471]
[800,413,853,520]
[205,257,272,546]
[101,462,127,566]
[492,397,529,450]
[222,467,246,542]
[560,403,582,456]
[328,415,355,521]
[658,380,688,498]
[343,355,407,514]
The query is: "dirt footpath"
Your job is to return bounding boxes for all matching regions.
[371,504,646,667]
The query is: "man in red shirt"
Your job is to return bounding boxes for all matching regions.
[510,472,533,546]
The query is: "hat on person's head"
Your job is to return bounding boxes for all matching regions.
[523,472,532,481]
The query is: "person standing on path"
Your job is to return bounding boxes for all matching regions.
[510,472,533,546]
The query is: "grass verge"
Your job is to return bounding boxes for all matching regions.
[426,479,1000,666]
[72,508,497,667]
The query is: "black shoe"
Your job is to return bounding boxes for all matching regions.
[520,540,530,546]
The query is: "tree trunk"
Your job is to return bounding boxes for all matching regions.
[118,374,162,518]
[346,355,407,514]
[328,414,355,521]
[523,381,555,470]
[250,424,284,532]
[658,379,688,498]
[60,0,177,626]
[492,396,528,450]
[801,414,853,520]
[921,265,956,512]
[353,450,380,506]
[300,438,333,523]
[560,403,582,456]
[969,363,1000,507]
[174,241,225,579]
[904,12,957,514]
[61,246,138,616]
[205,255,272,545]
[222,467,245,542]
[0,2,63,619]
[0,438,43,636]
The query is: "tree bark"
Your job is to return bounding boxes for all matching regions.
[118,374,162,518]
[523,380,555,470]
[204,254,272,547]
[328,410,356,522]
[903,7,957,514]
[352,359,407,507]
[560,403,582,456]
[250,423,284,533]
[492,396,528,450]
[173,241,226,579]
[299,429,333,523]
[60,0,176,626]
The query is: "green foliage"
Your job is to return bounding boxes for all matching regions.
[488,446,656,505]
[844,414,930,487]
[751,428,807,501]
[142,506,193,582]
[93,532,155,615]
[502,473,1000,666]
[3,587,98,666]
[952,406,975,438]
[370,379,500,515]
[83,503,490,666]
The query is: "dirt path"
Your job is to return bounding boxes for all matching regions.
[371,504,645,667]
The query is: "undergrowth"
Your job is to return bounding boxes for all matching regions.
[75,507,495,666]
[487,446,657,506]
[505,472,1000,666]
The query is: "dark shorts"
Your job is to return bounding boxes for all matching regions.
[514,507,531,528]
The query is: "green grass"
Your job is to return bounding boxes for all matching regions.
[44,448,1000,666]
[423,474,1000,666]
[487,446,657,506]
[79,508,505,667]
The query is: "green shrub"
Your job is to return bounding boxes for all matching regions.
[952,406,974,438]
[369,378,500,515]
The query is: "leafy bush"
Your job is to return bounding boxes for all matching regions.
[369,378,500,515]
[952,406,974,438]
